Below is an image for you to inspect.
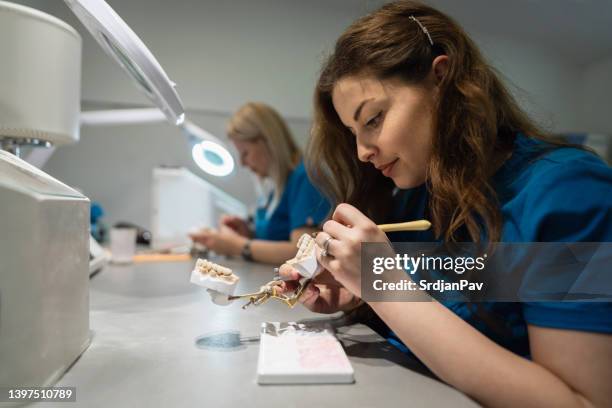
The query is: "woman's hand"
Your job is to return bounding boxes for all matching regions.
[315,203,394,298]
[219,215,251,238]
[278,264,362,314]
[189,225,248,256]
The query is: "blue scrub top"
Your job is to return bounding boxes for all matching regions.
[254,161,330,241]
[382,134,612,357]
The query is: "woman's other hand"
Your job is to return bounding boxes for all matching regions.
[189,225,247,256]
[219,215,251,238]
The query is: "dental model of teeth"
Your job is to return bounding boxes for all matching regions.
[282,234,321,279]
[190,259,239,305]
[191,234,322,309]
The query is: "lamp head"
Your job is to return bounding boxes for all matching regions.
[182,121,235,177]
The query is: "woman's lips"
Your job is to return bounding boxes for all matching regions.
[379,159,398,177]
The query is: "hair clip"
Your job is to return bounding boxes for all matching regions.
[409,15,434,46]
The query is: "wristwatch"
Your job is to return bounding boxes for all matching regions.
[241,239,253,261]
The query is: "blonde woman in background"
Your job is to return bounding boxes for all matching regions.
[190,102,330,264]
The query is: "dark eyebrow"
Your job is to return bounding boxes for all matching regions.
[353,98,374,122]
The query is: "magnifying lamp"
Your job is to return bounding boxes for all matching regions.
[67,0,235,177]
[64,0,184,126]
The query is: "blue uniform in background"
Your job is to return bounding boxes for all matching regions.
[382,134,612,357]
[254,161,330,241]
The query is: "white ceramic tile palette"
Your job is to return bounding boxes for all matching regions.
[257,322,355,384]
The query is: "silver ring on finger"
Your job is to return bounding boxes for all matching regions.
[322,236,333,257]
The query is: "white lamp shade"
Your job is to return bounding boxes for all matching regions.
[191,140,235,177]
[0,1,81,145]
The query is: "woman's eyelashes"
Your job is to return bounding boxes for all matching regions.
[344,111,383,136]
[365,111,383,129]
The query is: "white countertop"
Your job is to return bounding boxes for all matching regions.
[31,256,478,408]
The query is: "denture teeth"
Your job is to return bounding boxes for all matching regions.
[191,258,240,298]
[289,234,316,263]
[282,234,321,279]
[196,259,234,278]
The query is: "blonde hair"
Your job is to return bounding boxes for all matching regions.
[227,102,301,203]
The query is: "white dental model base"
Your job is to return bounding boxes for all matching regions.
[190,259,239,305]
[283,234,321,279]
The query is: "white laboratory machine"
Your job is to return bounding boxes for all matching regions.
[0,0,184,391]
[151,167,248,249]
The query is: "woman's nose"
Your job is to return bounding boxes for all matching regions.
[357,141,377,163]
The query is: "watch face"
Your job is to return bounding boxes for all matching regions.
[241,241,253,260]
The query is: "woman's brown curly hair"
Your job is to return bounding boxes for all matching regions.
[307,0,554,242]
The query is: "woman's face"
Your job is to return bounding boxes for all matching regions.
[232,137,271,178]
[331,67,442,189]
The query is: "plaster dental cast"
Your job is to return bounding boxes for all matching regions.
[280,1,612,407]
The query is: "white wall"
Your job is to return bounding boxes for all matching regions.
[476,34,582,133]
[33,0,585,131]
[578,56,612,135]
[8,0,599,230]
[41,0,364,119]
